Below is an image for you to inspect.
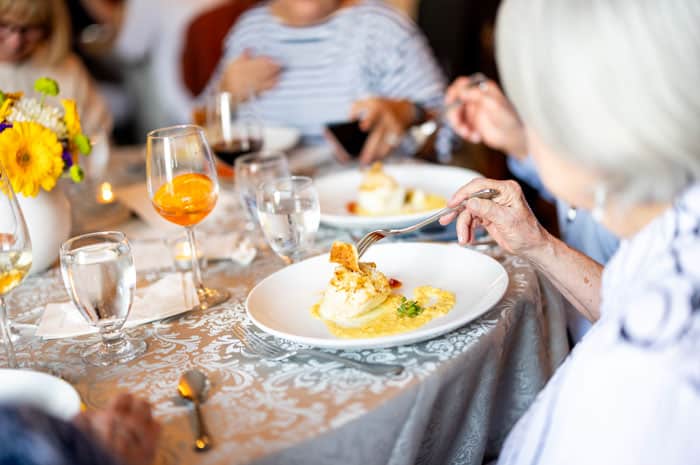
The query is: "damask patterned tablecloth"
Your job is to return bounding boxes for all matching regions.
[8,247,569,465]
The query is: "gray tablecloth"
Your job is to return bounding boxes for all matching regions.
[7,248,568,465]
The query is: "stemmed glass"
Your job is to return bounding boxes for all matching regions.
[0,163,32,368]
[206,91,264,173]
[235,151,290,230]
[146,124,230,309]
[60,231,146,366]
[257,176,321,264]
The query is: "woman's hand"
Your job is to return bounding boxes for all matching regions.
[439,178,552,256]
[74,393,161,465]
[220,50,281,99]
[350,98,415,164]
[445,77,528,159]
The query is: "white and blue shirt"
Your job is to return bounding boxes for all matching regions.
[498,184,700,464]
[214,0,446,143]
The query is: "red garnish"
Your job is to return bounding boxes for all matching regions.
[389,278,402,289]
[346,201,358,214]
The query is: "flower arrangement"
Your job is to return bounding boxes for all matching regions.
[0,77,92,197]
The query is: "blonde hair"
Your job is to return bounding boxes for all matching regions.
[0,0,71,65]
[496,0,700,204]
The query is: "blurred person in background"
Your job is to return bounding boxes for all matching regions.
[0,394,160,465]
[212,0,447,163]
[80,0,254,136]
[445,76,619,343]
[0,0,111,134]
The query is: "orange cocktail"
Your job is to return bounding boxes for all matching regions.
[152,173,217,226]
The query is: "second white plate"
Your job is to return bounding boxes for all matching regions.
[314,164,480,230]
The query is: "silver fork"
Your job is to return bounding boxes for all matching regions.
[232,323,404,376]
[356,188,499,259]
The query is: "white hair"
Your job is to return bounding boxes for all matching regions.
[496,0,700,204]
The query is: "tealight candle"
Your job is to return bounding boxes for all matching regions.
[96,182,115,204]
[168,236,206,272]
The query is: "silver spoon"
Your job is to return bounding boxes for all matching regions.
[177,369,212,452]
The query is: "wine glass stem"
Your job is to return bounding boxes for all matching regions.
[0,296,17,369]
[185,227,207,298]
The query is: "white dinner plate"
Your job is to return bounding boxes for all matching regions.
[315,164,481,230]
[246,243,508,349]
[263,126,301,153]
[0,369,81,420]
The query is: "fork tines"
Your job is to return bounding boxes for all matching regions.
[356,231,385,258]
[233,323,284,359]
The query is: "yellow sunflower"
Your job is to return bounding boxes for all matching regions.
[61,99,81,138]
[0,122,64,197]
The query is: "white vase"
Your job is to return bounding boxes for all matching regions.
[17,189,72,275]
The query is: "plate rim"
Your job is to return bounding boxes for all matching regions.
[245,242,509,350]
[0,368,82,420]
[315,164,481,228]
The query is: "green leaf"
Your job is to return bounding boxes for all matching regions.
[396,297,424,318]
[69,164,85,183]
[0,90,5,105]
[74,134,92,155]
[33,77,60,97]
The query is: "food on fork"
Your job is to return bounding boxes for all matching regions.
[312,242,457,338]
[348,163,447,216]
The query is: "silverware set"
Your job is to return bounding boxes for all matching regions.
[232,323,404,376]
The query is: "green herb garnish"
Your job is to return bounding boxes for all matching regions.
[397,297,424,318]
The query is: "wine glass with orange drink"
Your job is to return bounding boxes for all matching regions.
[146,125,230,308]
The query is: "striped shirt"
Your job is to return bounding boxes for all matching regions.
[217,0,446,142]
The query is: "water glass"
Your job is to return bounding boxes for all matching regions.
[257,176,320,264]
[60,231,147,366]
[235,151,290,228]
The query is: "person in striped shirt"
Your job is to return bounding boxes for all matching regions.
[211,0,446,163]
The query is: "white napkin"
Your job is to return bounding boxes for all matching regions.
[36,273,199,340]
[130,232,257,272]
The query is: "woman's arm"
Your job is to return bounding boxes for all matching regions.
[440,178,602,321]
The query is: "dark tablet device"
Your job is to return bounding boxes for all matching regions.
[325,120,368,162]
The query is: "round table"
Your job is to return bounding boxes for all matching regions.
[6,146,570,465]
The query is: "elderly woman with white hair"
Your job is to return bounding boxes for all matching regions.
[440,0,700,462]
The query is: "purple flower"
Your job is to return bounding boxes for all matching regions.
[62,146,73,168]
[0,122,12,133]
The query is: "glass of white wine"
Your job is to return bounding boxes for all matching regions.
[257,176,320,264]
[60,231,146,366]
[0,163,32,369]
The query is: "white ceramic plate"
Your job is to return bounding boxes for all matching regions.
[315,164,481,230]
[246,243,508,349]
[0,369,81,420]
[263,126,301,153]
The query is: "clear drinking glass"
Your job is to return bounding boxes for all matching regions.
[0,163,32,368]
[147,125,230,309]
[205,91,264,170]
[59,231,146,366]
[235,151,290,229]
[257,176,321,264]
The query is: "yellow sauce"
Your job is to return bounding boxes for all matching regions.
[356,193,447,217]
[311,286,456,339]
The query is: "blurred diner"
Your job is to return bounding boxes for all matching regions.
[210,0,447,163]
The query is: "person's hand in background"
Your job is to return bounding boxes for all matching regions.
[350,98,415,164]
[74,393,161,465]
[445,77,528,159]
[220,50,281,100]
